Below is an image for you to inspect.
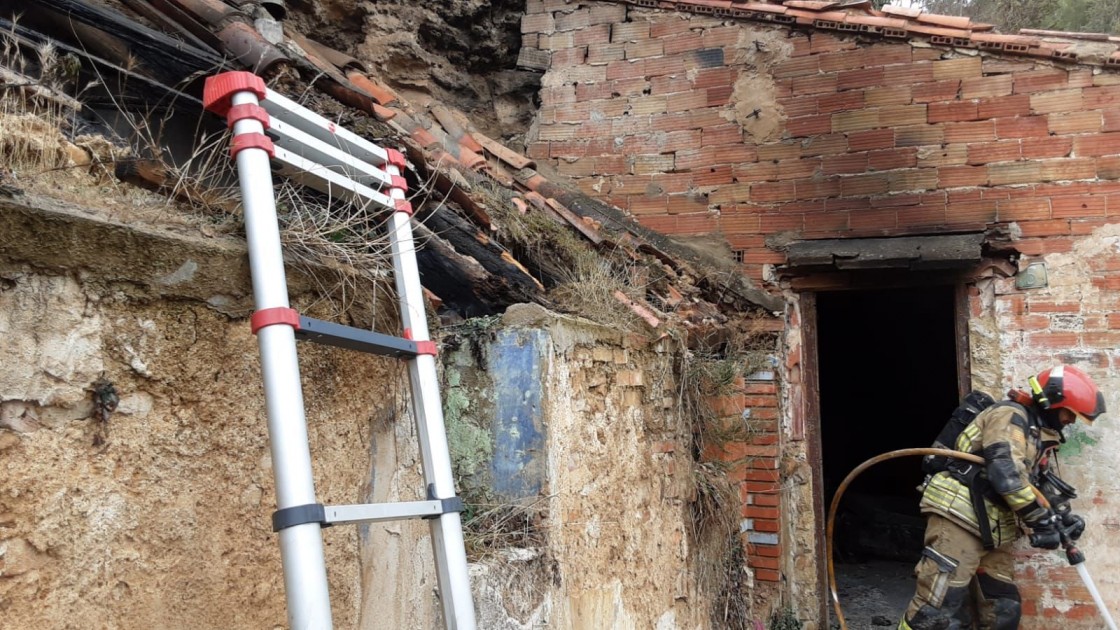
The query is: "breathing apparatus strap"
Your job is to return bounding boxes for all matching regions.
[948,461,997,550]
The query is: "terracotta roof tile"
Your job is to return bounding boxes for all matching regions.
[913,13,973,30]
[605,0,1120,67]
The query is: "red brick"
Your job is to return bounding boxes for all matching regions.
[929,101,979,123]
[939,165,989,188]
[967,141,1022,165]
[791,73,838,95]
[774,55,821,78]
[1050,110,1102,134]
[759,213,804,231]
[946,199,997,225]
[755,568,781,582]
[895,125,945,147]
[1030,89,1084,115]
[1082,85,1120,109]
[1034,158,1097,180]
[707,85,733,107]
[865,85,913,107]
[663,31,704,56]
[1073,133,1120,157]
[650,16,691,38]
[842,173,890,196]
[989,161,1042,185]
[962,74,1013,99]
[868,147,918,170]
[747,555,781,570]
[933,57,981,80]
[666,90,707,112]
[832,109,880,132]
[978,94,1031,119]
[780,95,818,118]
[995,116,1049,139]
[648,74,689,97]
[998,198,1050,221]
[849,208,897,231]
[912,79,962,104]
[837,67,885,91]
[804,211,849,231]
[1013,70,1069,94]
[1017,219,1072,237]
[917,145,967,168]
[1022,137,1072,160]
[693,67,736,90]
[801,134,847,157]
[945,120,996,143]
[885,62,933,86]
[1052,195,1106,218]
[848,129,894,151]
[822,153,868,175]
[818,91,866,114]
[752,181,798,203]
[787,114,833,137]
[809,33,858,54]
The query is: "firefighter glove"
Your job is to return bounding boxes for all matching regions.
[1026,512,1062,550]
[1061,513,1086,541]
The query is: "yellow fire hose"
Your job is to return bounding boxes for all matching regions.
[826,448,1034,630]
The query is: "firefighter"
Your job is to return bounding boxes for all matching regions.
[899,365,1106,630]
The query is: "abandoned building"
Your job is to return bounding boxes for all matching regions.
[1,0,1119,628]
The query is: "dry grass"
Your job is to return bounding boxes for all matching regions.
[461,497,548,561]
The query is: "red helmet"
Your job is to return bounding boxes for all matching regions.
[1033,365,1106,424]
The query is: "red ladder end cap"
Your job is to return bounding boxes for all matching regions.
[386,148,407,169]
[394,199,414,215]
[230,133,276,159]
[226,103,271,130]
[251,307,301,334]
[390,174,408,192]
[203,71,267,116]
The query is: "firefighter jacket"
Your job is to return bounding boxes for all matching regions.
[919,403,1061,546]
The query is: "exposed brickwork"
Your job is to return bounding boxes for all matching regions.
[525,1,1120,624]
[700,373,783,583]
[526,3,1120,286]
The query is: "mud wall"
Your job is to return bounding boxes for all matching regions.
[444,304,727,628]
[0,198,409,629]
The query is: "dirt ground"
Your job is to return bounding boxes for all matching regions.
[832,560,915,628]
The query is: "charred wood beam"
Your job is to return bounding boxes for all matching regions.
[6,0,228,84]
[519,169,783,313]
[420,204,544,308]
[412,221,541,318]
[0,17,203,110]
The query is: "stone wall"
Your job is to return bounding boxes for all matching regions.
[445,303,768,628]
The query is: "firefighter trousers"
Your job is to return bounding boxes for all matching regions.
[899,514,1021,630]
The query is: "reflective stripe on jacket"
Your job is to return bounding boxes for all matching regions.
[919,403,1060,544]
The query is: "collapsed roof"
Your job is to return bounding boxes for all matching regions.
[0,0,782,339]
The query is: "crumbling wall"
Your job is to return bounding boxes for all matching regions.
[444,304,768,628]
[0,198,410,629]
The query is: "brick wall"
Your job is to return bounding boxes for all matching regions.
[701,373,782,584]
[523,1,1120,285]
[523,1,1120,627]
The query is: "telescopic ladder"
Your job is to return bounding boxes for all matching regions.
[202,71,476,630]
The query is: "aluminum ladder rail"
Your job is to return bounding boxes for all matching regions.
[202,71,476,630]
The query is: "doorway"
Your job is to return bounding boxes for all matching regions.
[814,283,963,625]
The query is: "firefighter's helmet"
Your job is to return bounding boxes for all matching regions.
[1030,365,1106,424]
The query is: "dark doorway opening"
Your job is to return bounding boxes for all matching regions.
[816,284,962,621]
[818,284,961,560]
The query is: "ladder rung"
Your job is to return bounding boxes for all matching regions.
[325,500,444,525]
[267,117,396,190]
[262,87,390,167]
[271,147,398,212]
[295,316,420,358]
